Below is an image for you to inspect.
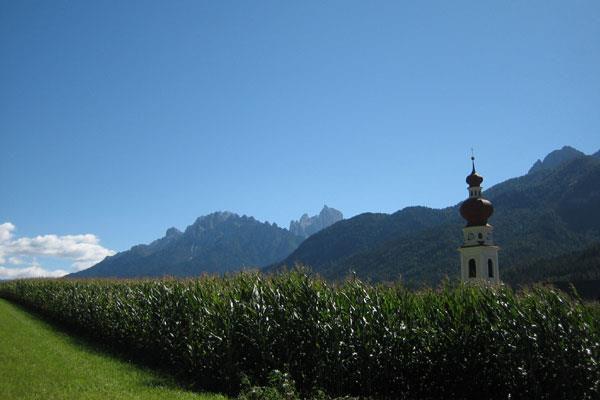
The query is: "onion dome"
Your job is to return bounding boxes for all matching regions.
[460,156,494,226]
[466,157,483,187]
[460,197,494,226]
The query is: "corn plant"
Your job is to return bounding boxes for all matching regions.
[0,272,598,399]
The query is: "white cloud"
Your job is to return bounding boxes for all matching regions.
[0,223,15,263]
[0,222,15,242]
[6,233,115,271]
[0,264,69,279]
[0,222,115,278]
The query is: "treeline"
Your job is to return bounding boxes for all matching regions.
[0,273,598,399]
[503,242,600,285]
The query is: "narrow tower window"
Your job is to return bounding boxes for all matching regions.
[488,259,494,278]
[468,259,476,278]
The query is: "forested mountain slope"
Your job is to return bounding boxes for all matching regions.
[269,152,600,287]
[503,242,600,285]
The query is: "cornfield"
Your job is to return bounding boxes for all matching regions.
[0,271,598,399]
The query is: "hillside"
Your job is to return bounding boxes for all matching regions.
[268,206,456,277]
[268,148,600,286]
[72,212,304,278]
[503,242,600,299]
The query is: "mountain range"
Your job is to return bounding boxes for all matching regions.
[73,212,304,278]
[74,145,600,296]
[267,146,600,289]
[72,208,339,278]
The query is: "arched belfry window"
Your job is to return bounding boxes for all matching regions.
[488,259,494,278]
[468,259,476,278]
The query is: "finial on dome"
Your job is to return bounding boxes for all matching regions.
[466,150,483,187]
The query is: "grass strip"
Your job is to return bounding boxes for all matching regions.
[0,298,226,400]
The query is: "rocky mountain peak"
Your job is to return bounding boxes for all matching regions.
[528,145,586,174]
[165,227,182,238]
[191,211,237,228]
[289,205,343,238]
[71,210,304,278]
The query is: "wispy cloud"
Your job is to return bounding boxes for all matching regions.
[0,222,115,279]
[0,263,69,279]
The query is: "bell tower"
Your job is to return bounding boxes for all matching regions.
[458,156,500,283]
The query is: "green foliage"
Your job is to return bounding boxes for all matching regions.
[1,272,599,399]
[237,370,299,400]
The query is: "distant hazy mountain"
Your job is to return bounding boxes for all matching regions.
[528,145,585,174]
[268,146,600,287]
[72,212,304,278]
[289,205,343,238]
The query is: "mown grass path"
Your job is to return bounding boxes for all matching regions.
[0,299,226,400]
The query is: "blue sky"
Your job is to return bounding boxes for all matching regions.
[1,1,599,277]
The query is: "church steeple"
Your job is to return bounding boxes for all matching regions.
[457,154,500,283]
[460,156,494,227]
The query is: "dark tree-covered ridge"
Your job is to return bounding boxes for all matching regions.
[269,152,600,287]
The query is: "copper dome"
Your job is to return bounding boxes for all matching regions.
[460,195,494,226]
[460,156,493,226]
[466,171,483,187]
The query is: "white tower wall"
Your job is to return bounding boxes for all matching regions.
[458,237,500,283]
